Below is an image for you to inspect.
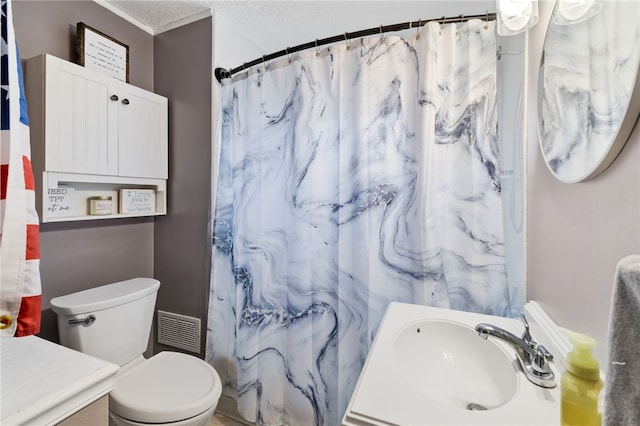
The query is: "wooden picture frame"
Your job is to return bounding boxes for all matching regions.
[76,22,129,82]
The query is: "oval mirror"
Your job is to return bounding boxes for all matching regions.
[537,0,640,183]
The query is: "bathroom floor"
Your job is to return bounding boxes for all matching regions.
[209,413,251,426]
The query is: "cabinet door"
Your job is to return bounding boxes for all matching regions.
[117,84,168,179]
[45,55,118,175]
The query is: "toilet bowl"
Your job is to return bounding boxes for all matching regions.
[50,278,222,426]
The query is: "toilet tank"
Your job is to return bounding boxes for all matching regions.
[50,278,160,366]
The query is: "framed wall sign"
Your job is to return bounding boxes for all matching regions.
[76,22,129,82]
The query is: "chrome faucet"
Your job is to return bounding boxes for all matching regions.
[475,314,556,388]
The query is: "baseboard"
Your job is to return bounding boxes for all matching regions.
[215,395,253,425]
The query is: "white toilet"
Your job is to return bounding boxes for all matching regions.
[50,277,222,426]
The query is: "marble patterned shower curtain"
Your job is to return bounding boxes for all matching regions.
[207,19,509,426]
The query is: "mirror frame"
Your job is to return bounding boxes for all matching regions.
[537,0,640,183]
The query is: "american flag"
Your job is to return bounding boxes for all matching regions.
[1,0,42,337]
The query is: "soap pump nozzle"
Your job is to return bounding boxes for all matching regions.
[561,328,600,381]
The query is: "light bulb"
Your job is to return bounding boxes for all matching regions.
[497,0,539,35]
[555,0,602,25]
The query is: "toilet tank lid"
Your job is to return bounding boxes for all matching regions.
[50,278,160,315]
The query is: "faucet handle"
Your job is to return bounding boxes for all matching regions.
[536,344,553,361]
[518,313,533,343]
[532,344,554,374]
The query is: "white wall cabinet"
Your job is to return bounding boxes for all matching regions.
[25,54,168,222]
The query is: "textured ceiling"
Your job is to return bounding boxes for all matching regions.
[103,1,495,52]
[104,0,212,31]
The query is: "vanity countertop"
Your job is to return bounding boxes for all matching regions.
[0,335,119,425]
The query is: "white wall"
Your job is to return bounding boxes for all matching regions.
[526,1,640,365]
[213,12,262,71]
[213,1,494,56]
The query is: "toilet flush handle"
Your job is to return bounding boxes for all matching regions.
[68,315,96,326]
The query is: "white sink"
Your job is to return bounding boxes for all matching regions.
[343,302,560,426]
[394,320,518,411]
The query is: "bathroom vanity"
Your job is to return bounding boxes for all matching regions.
[342,302,562,425]
[0,335,118,425]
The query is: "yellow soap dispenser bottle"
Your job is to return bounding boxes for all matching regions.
[561,329,603,426]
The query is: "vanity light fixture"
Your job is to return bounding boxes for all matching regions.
[497,0,539,35]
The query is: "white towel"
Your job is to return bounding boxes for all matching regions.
[604,255,640,426]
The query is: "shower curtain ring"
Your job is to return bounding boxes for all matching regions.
[344,32,350,50]
[379,25,384,40]
[315,39,320,57]
[439,16,445,35]
[416,19,422,39]
[262,55,268,71]
[286,47,292,63]
[456,15,464,37]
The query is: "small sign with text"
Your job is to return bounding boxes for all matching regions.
[120,189,155,214]
[47,186,75,217]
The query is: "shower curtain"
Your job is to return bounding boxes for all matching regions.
[207,19,510,425]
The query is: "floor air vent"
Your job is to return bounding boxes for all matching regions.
[157,310,201,353]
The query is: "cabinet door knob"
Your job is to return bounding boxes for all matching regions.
[110,94,119,101]
[122,98,130,105]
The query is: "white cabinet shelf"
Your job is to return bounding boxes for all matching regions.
[25,54,168,223]
[41,172,166,223]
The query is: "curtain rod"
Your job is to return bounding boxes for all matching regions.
[215,12,497,82]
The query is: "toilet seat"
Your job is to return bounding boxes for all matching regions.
[109,351,222,423]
